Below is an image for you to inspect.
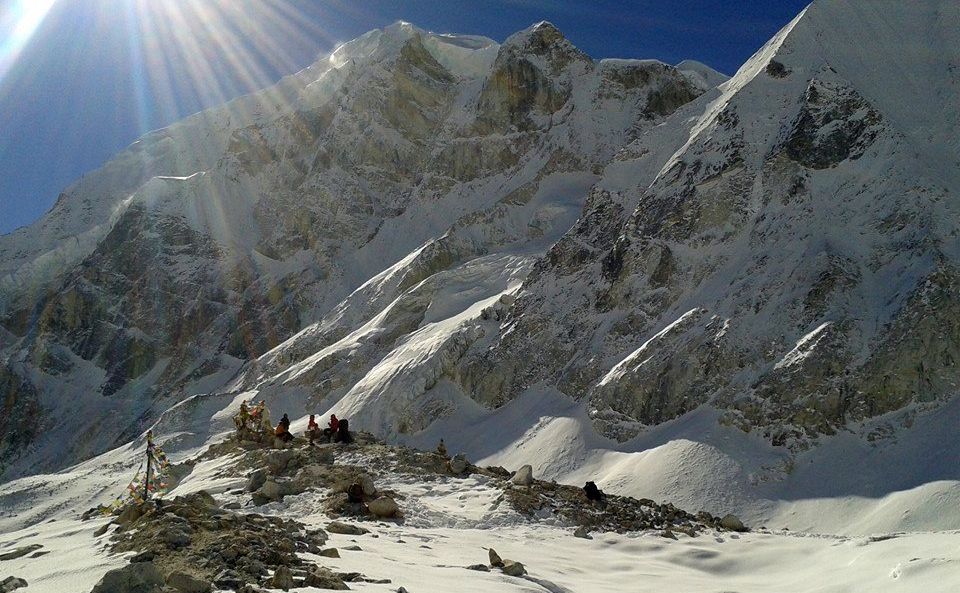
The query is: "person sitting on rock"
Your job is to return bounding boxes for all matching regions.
[275,419,294,444]
[323,414,340,442]
[307,414,321,445]
[436,439,448,458]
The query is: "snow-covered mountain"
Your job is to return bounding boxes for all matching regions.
[1,3,960,591]
[0,20,719,477]
[1,0,959,538]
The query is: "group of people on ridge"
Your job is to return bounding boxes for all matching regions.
[233,400,352,446]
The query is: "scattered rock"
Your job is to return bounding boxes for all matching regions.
[319,548,340,558]
[0,544,43,561]
[90,561,164,593]
[0,577,28,593]
[449,454,469,475]
[720,514,746,532]
[246,469,267,492]
[510,465,534,487]
[367,496,399,518]
[465,564,489,572]
[129,551,156,563]
[326,521,369,536]
[343,545,363,551]
[501,560,526,577]
[660,529,677,540]
[488,548,503,568]
[359,474,377,497]
[213,569,243,590]
[166,570,211,593]
[266,565,294,591]
[94,523,111,537]
[28,550,50,558]
[302,567,348,590]
[116,505,142,526]
[573,526,592,539]
[223,501,241,510]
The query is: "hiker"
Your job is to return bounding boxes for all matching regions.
[435,439,448,457]
[307,414,321,445]
[334,418,353,444]
[583,481,605,502]
[279,413,291,433]
[323,414,340,442]
[275,419,293,444]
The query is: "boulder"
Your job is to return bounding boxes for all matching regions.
[94,523,111,537]
[213,569,243,590]
[367,496,399,518]
[0,544,42,561]
[319,548,340,558]
[163,527,192,548]
[501,560,526,577]
[116,505,142,526]
[466,564,489,572]
[0,577,27,593]
[90,562,164,593]
[326,521,369,535]
[302,567,349,590]
[246,469,267,492]
[449,454,469,475]
[166,571,211,593]
[259,478,296,501]
[265,450,298,475]
[359,474,377,497]
[510,465,534,487]
[573,526,592,539]
[720,514,746,532]
[488,548,503,568]
[266,565,294,591]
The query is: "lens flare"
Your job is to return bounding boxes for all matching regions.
[0,0,57,87]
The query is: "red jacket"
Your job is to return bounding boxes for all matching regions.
[329,415,340,432]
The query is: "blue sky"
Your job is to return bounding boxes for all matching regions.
[0,0,809,235]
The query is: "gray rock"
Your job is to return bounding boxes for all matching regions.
[0,577,28,593]
[0,544,43,561]
[465,564,489,572]
[266,565,294,591]
[116,505,142,526]
[265,450,298,475]
[720,514,746,531]
[246,469,267,492]
[319,548,340,558]
[359,474,377,496]
[326,521,369,535]
[165,571,211,593]
[573,526,592,539]
[510,465,534,487]
[163,528,192,548]
[302,567,348,590]
[90,562,164,593]
[488,548,503,568]
[449,454,469,475]
[501,560,526,577]
[367,496,399,518]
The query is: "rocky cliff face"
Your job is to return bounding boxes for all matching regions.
[0,21,714,476]
[451,1,960,447]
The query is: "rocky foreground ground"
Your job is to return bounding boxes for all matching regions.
[70,432,746,592]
